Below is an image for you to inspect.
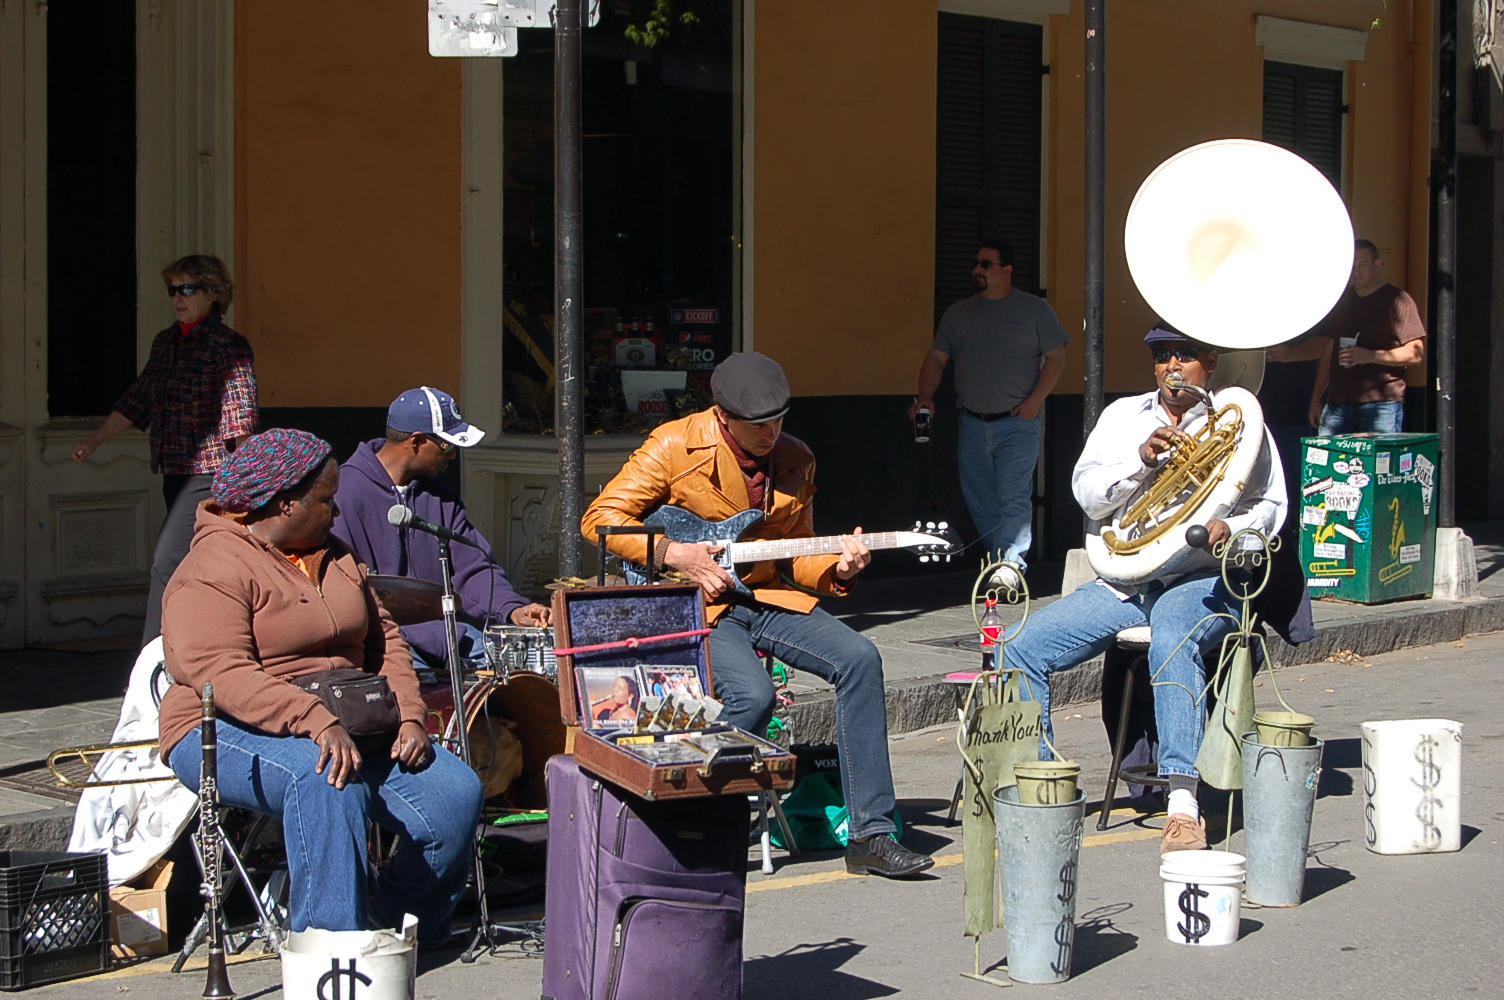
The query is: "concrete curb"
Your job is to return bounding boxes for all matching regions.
[783,594,1504,746]
[0,804,74,851]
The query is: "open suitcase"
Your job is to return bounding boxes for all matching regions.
[540,754,749,1000]
[551,582,795,800]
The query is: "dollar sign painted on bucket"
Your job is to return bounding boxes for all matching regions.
[1412,735,1443,851]
[317,958,372,1000]
[1176,884,1211,944]
[1050,856,1078,975]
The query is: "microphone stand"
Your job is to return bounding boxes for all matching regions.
[431,538,496,963]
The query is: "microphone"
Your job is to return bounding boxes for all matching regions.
[387,504,480,548]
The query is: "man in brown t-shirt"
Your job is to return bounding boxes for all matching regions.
[1307,239,1426,435]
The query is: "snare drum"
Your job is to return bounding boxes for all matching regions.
[484,625,558,681]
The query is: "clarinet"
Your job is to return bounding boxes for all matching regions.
[198,683,235,999]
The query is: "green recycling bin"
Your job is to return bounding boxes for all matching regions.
[1298,432,1438,603]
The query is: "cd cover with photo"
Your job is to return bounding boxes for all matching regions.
[577,665,645,729]
[641,664,704,701]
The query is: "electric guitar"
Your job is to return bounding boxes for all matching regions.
[623,505,958,595]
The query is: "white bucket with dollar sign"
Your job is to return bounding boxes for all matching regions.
[280,914,418,1000]
[1360,719,1464,855]
[1159,851,1244,947]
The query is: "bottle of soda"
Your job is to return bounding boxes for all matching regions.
[979,598,1003,671]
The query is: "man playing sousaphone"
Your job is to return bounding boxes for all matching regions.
[1002,322,1286,853]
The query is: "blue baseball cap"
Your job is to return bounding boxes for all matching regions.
[387,387,485,448]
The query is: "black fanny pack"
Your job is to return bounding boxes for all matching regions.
[291,670,402,738]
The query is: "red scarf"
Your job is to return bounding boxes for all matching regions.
[718,421,771,510]
[178,316,205,338]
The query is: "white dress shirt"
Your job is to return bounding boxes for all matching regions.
[1073,389,1287,594]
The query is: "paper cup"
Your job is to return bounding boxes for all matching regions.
[1338,336,1357,366]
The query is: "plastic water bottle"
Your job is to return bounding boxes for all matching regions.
[979,598,1002,670]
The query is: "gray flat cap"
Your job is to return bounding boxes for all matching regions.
[710,351,790,423]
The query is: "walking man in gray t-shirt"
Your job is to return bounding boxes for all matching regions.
[910,240,1069,585]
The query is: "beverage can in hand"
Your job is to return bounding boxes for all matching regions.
[914,407,932,443]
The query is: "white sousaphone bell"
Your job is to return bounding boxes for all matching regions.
[1086,139,1354,586]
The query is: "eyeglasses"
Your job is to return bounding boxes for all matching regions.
[973,259,1007,270]
[1151,345,1203,364]
[421,435,454,453]
[166,284,202,298]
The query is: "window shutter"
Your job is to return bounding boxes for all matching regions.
[936,14,1043,320]
[1262,60,1343,189]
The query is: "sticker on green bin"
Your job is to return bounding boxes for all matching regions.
[1299,432,1437,603]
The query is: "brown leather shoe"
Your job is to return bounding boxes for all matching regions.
[1160,813,1207,854]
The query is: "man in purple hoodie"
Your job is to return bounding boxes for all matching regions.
[332,387,550,672]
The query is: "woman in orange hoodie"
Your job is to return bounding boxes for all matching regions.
[159,428,482,946]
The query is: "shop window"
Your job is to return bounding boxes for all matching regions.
[935,12,1043,322]
[1263,60,1343,189]
[501,1,739,435]
[47,0,138,417]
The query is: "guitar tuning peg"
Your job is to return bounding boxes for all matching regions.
[938,521,949,530]
[919,555,930,563]
[913,520,922,529]
[945,554,952,563]
[925,521,936,530]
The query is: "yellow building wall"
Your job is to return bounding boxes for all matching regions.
[755,0,1429,399]
[234,1,463,408]
[1046,0,1429,394]
[752,0,938,397]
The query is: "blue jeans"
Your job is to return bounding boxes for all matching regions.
[708,604,898,840]
[957,411,1042,571]
[1001,576,1238,779]
[406,623,488,672]
[169,718,483,945]
[1319,401,1403,436]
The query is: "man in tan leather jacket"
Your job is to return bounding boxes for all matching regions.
[584,352,933,878]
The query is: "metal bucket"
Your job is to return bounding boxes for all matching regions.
[993,786,1085,984]
[1241,734,1323,906]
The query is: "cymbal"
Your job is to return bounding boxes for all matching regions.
[369,574,443,626]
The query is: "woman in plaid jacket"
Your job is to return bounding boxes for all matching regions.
[72,254,258,643]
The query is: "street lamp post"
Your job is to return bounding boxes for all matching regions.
[554,0,586,577]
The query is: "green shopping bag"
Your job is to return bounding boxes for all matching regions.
[768,772,903,851]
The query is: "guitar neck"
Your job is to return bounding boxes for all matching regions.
[728,532,912,565]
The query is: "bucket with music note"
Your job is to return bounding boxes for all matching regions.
[280,914,418,1000]
[1360,719,1464,855]
[1159,851,1244,947]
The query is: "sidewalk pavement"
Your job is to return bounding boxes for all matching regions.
[30,623,1504,998]
[3,523,1501,850]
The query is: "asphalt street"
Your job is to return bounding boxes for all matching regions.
[32,631,1502,999]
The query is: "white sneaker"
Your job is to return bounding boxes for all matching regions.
[986,564,1023,594]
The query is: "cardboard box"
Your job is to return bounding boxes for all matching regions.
[109,860,172,958]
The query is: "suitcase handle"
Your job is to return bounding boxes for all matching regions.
[596,525,663,587]
[698,745,765,779]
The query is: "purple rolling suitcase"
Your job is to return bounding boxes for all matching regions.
[541,755,749,1000]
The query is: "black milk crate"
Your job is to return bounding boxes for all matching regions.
[0,851,110,991]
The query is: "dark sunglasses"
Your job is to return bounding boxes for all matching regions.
[420,434,454,453]
[1151,345,1203,364]
[973,259,1007,270]
[166,283,202,298]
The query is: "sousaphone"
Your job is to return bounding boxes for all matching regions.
[1086,139,1353,586]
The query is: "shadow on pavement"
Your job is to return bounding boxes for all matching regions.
[1071,902,1139,975]
[0,648,135,713]
[1317,737,1359,798]
[1302,863,1356,902]
[744,938,898,999]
